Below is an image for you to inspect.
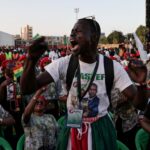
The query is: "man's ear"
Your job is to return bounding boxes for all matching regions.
[91,33,98,44]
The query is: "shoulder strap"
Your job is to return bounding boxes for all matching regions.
[66,55,114,101]
[66,54,78,92]
[104,56,114,102]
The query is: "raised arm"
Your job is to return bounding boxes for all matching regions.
[122,84,147,110]
[122,60,148,110]
[23,87,46,124]
[20,37,54,94]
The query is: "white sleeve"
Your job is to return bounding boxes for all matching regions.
[44,55,71,83]
[113,61,133,92]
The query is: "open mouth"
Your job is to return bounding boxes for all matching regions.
[70,38,80,54]
[70,39,78,48]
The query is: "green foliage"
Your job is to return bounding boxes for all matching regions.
[125,33,134,41]
[99,36,108,44]
[135,25,147,44]
[107,31,125,44]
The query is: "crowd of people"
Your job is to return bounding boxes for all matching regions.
[0,46,70,149]
[0,18,149,150]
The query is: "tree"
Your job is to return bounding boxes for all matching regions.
[126,33,134,41]
[107,31,125,44]
[99,36,108,44]
[135,25,147,44]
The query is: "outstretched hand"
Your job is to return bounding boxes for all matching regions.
[127,59,147,84]
[34,86,47,98]
[28,36,48,61]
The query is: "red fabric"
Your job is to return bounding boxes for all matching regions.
[18,55,26,61]
[38,95,49,105]
[60,51,66,57]
[109,56,116,60]
[0,53,6,64]
[124,66,128,71]
[123,52,130,59]
[130,53,136,58]
[38,95,46,101]
[71,124,88,150]
[136,50,140,57]
[39,57,51,70]
[1,60,13,70]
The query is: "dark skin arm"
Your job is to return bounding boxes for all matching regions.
[139,101,150,132]
[21,60,54,94]
[121,60,148,110]
[122,85,147,110]
[0,81,6,103]
[23,87,46,124]
[0,117,15,126]
[20,37,54,94]
[0,79,12,103]
[139,117,150,133]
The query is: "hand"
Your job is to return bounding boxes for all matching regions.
[34,86,47,97]
[127,59,147,84]
[28,36,48,61]
[1,79,13,87]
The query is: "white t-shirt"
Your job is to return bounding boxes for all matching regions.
[49,51,59,61]
[45,54,132,117]
[121,60,129,68]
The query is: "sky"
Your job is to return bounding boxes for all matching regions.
[0,0,145,36]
